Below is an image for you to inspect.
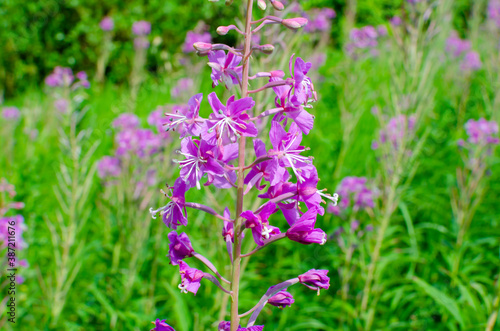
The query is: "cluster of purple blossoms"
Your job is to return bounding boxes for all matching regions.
[2,106,20,120]
[458,118,499,147]
[372,114,416,151]
[327,177,374,216]
[45,67,90,90]
[445,32,481,72]
[488,0,500,27]
[445,32,471,58]
[98,113,165,180]
[45,67,90,113]
[0,179,28,284]
[99,16,114,31]
[132,20,151,49]
[148,1,336,329]
[171,78,195,99]
[182,31,212,53]
[346,25,386,58]
[302,8,336,33]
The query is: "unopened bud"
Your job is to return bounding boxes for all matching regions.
[193,42,212,53]
[257,0,266,10]
[270,0,284,10]
[217,26,230,35]
[260,44,274,54]
[282,17,308,30]
[270,70,285,78]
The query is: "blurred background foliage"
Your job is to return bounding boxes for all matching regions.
[1,0,477,97]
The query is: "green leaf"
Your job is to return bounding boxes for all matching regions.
[413,276,465,328]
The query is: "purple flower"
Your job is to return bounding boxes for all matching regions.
[2,107,20,120]
[132,21,151,36]
[168,231,195,265]
[0,215,26,249]
[489,0,500,27]
[461,51,482,71]
[222,208,235,243]
[171,78,194,99]
[331,176,375,212]
[134,37,150,49]
[45,66,74,87]
[268,290,294,308]
[100,16,114,31]
[97,156,121,178]
[464,118,499,145]
[445,32,471,58]
[164,94,204,138]
[150,319,175,331]
[54,98,69,113]
[374,114,416,150]
[390,16,402,27]
[286,207,326,245]
[150,177,189,229]
[218,322,264,331]
[115,129,162,158]
[244,139,273,193]
[290,55,315,105]
[183,31,212,53]
[208,51,243,88]
[112,113,140,130]
[176,137,225,189]
[298,269,330,292]
[241,202,278,246]
[204,92,257,147]
[178,261,204,295]
[268,121,312,182]
[296,165,337,215]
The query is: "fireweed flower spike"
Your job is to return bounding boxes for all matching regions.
[148,1,333,329]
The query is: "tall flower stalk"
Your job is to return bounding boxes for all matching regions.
[149,0,336,330]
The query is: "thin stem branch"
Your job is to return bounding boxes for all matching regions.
[194,253,231,284]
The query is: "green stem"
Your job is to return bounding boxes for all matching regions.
[230,1,253,330]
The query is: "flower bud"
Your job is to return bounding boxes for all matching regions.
[193,42,212,53]
[270,0,284,10]
[282,17,308,30]
[257,0,266,10]
[298,269,330,292]
[216,26,230,35]
[259,44,274,54]
[268,290,294,308]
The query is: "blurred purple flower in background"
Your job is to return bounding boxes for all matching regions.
[390,16,402,27]
[460,51,482,71]
[97,156,121,179]
[373,114,416,150]
[328,177,375,215]
[183,31,212,53]
[464,118,499,145]
[171,78,194,99]
[132,21,151,36]
[445,32,471,58]
[488,0,500,27]
[112,113,140,130]
[99,16,114,31]
[2,106,20,120]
